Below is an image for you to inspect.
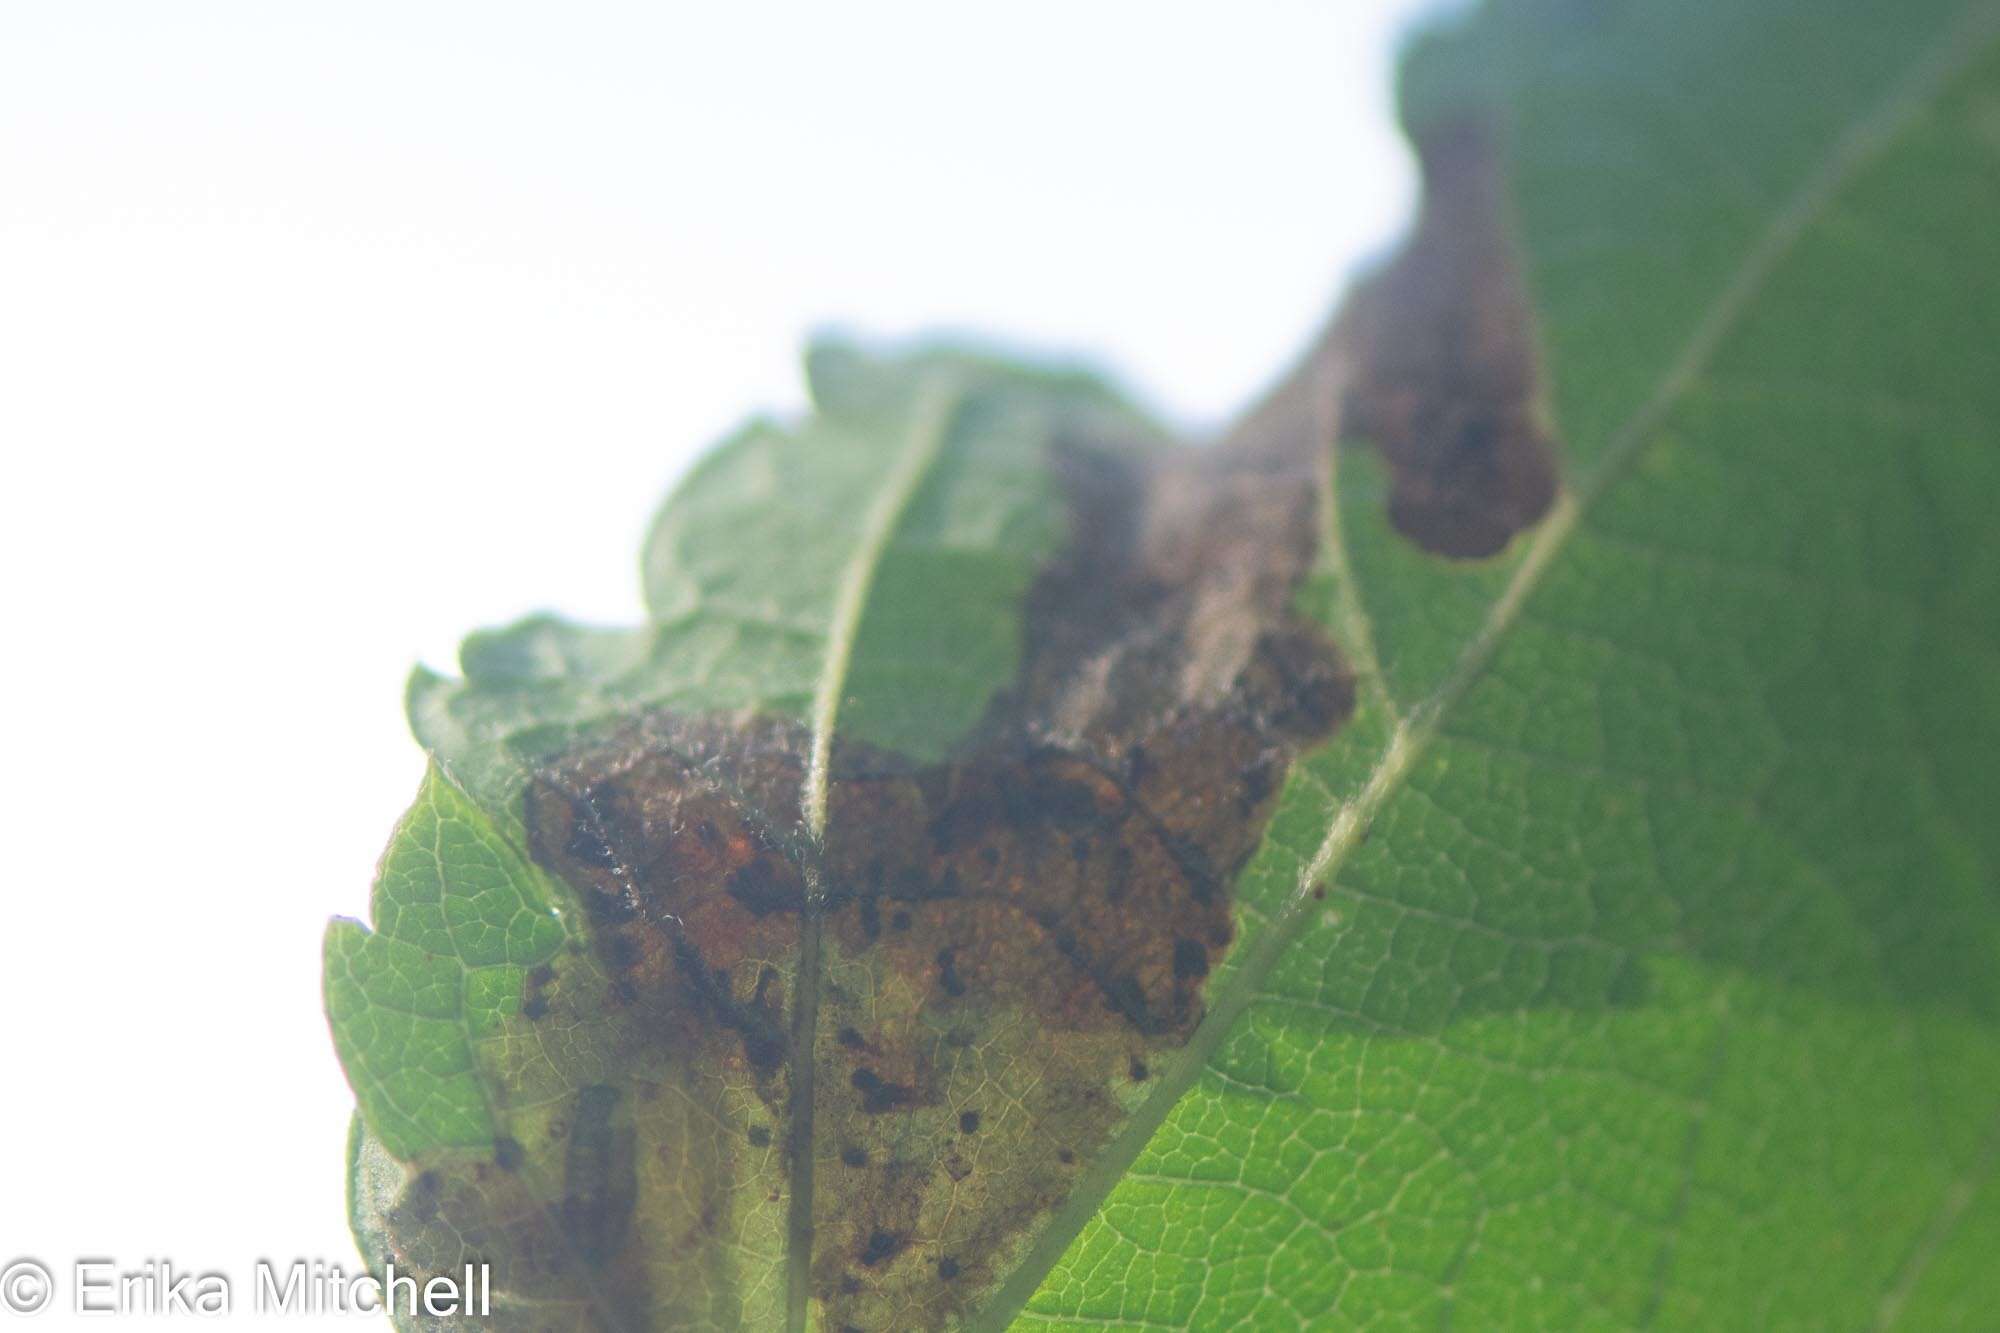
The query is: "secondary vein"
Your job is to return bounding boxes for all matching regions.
[1874,1104,2000,1328]
[1309,357,1399,726]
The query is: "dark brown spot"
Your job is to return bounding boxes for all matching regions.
[521,961,556,1021]
[851,1068,914,1114]
[1336,116,1559,558]
[727,860,801,917]
[959,1109,981,1135]
[1172,937,1209,981]
[564,819,619,868]
[858,1229,907,1267]
[936,948,967,998]
[1129,1058,1150,1082]
[405,1169,442,1224]
[1239,752,1280,810]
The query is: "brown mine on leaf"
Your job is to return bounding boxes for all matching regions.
[1222,114,1557,560]
[1337,115,1559,558]
[525,713,811,1103]
[519,359,1357,1328]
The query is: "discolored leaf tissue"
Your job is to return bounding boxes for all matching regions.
[327,1,2000,1327]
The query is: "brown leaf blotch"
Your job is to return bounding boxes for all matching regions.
[1338,116,1560,558]
[513,378,1357,1327]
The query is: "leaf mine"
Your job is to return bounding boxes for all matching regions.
[510,411,1355,1328]
[1336,116,1560,559]
[334,100,1572,1333]
[328,2,2000,1327]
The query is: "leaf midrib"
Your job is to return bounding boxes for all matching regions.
[785,375,967,1333]
[970,4,2000,1326]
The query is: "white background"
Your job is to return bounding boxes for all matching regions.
[0,1,1434,1324]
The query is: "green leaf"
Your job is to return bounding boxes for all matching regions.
[1010,1,2000,1327]
[325,3,2000,1328]
[325,766,572,1158]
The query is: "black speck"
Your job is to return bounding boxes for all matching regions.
[1057,1148,1075,1164]
[837,1026,866,1051]
[493,1137,524,1171]
[851,1067,914,1114]
[1129,1057,1150,1082]
[938,1256,961,1280]
[747,1125,772,1148]
[959,1109,981,1135]
[521,994,550,1021]
[859,1229,907,1267]
[841,1145,867,1168]
[838,1275,861,1295]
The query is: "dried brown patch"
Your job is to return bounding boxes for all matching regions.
[1339,116,1559,558]
[526,712,813,1104]
[1229,114,1559,559]
[515,355,1354,1326]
